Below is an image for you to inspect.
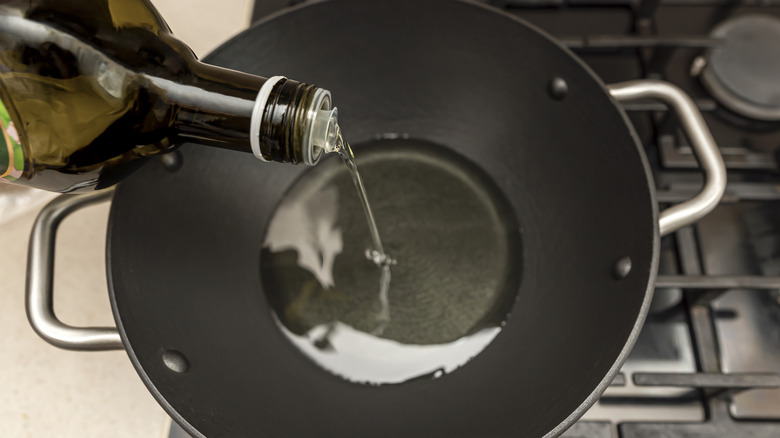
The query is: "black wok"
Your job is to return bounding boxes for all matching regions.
[25,0,726,436]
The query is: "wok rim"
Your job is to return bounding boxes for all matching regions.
[106,1,660,437]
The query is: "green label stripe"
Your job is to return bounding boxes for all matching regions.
[0,97,24,181]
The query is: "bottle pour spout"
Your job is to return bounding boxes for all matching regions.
[311,107,339,157]
[303,86,340,165]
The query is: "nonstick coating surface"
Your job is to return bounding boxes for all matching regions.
[107,0,659,436]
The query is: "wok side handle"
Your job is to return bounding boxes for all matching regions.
[25,188,123,351]
[607,80,727,237]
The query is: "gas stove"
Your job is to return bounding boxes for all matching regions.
[497,2,780,436]
[481,2,780,437]
[243,2,780,437]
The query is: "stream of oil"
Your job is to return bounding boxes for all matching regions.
[334,131,395,335]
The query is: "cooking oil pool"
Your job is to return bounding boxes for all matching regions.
[261,139,521,384]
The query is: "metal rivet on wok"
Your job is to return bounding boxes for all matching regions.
[160,150,184,172]
[548,77,568,100]
[162,350,189,373]
[613,256,632,280]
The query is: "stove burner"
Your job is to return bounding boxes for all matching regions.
[699,15,780,121]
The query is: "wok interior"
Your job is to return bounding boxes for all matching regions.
[108,0,657,436]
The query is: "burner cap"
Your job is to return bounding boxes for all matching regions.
[700,14,780,121]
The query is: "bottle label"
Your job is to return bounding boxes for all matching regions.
[0,98,24,181]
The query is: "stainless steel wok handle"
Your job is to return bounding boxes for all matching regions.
[26,188,123,351]
[607,80,727,237]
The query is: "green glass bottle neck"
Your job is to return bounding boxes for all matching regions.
[172,62,338,166]
[171,62,263,153]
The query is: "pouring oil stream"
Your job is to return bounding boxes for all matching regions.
[334,128,395,334]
